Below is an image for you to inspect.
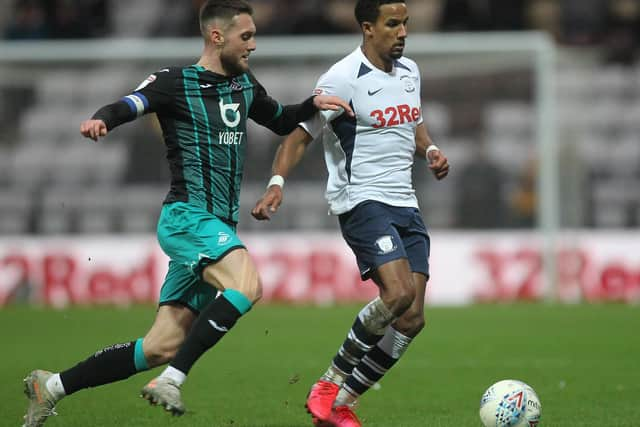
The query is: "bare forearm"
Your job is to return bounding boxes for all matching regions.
[415,140,435,159]
[414,122,434,159]
[272,126,313,178]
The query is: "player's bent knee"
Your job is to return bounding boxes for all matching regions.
[407,316,426,336]
[251,277,263,303]
[395,310,426,337]
[403,285,417,306]
[230,267,262,304]
[236,275,262,304]
[215,273,262,304]
[202,250,262,303]
[387,284,416,316]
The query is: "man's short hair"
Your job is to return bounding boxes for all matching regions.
[355,0,406,25]
[199,0,253,36]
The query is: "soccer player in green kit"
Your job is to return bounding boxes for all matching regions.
[21,1,353,425]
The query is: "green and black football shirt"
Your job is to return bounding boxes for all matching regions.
[93,65,317,224]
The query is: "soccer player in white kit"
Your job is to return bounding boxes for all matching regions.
[252,1,449,426]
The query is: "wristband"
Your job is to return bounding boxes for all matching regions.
[267,175,285,189]
[426,145,440,159]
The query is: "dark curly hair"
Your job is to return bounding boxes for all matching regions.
[355,0,406,25]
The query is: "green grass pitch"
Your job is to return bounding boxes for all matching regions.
[2,304,639,426]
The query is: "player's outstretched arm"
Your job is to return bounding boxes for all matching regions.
[248,71,353,136]
[252,126,314,221]
[415,122,449,180]
[80,119,108,141]
[312,95,354,117]
[80,98,141,141]
[80,70,173,142]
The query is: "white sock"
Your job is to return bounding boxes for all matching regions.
[321,363,348,385]
[358,297,396,335]
[334,386,358,407]
[46,373,66,401]
[377,326,413,359]
[159,366,187,386]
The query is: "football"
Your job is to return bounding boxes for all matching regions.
[479,379,542,426]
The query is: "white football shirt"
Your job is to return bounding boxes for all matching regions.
[301,47,424,215]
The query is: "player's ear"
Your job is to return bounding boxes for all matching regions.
[361,21,374,37]
[212,29,225,46]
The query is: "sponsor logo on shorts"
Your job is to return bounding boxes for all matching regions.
[218,232,230,245]
[375,235,397,254]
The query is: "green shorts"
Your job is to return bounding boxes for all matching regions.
[157,202,245,313]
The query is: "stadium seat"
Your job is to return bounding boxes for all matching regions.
[422,102,450,139]
[287,182,333,230]
[620,101,640,134]
[8,142,56,190]
[76,188,119,233]
[592,178,636,227]
[19,107,72,145]
[118,185,164,233]
[91,143,128,186]
[111,0,164,37]
[0,146,12,186]
[35,71,83,106]
[584,99,626,135]
[49,144,96,187]
[437,137,473,170]
[0,190,33,234]
[556,68,594,103]
[485,136,534,175]
[485,102,533,140]
[38,188,80,234]
[593,204,627,228]
[83,65,139,101]
[590,66,633,100]
[578,135,603,170]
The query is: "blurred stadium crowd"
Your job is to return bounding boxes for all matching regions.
[2,0,640,55]
[1,0,640,234]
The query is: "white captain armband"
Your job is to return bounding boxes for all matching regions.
[122,93,149,118]
[267,175,285,189]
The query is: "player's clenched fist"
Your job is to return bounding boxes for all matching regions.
[80,119,108,141]
[428,149,450,180]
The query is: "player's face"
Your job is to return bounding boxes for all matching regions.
[220,13,257,75]
[370,3,409,61]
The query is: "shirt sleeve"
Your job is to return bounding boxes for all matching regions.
[92,69,174,130]
[414,63,424,125]
[123,69,174,116]
[248,73,318,136]
[299,67,354,139]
